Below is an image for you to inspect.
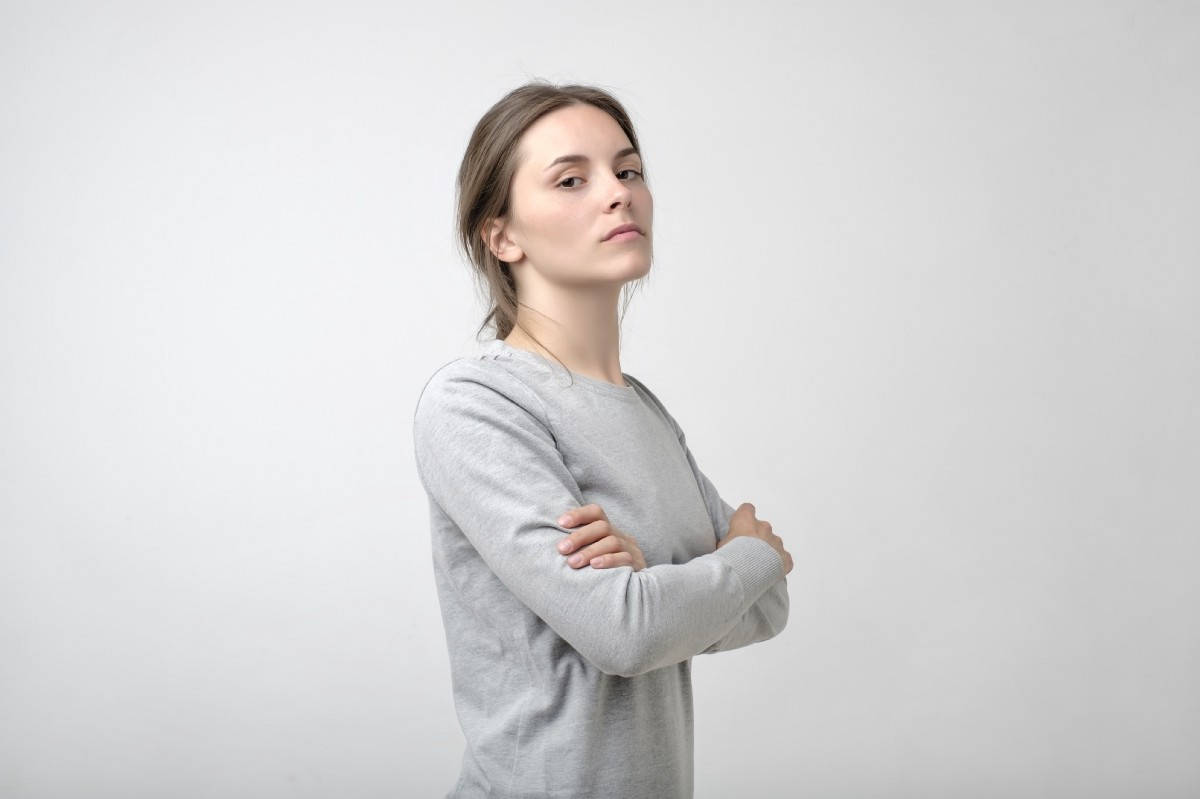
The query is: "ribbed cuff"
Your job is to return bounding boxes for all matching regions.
[711,535,784,604]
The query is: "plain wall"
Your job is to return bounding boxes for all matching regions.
[2,1,1197,797]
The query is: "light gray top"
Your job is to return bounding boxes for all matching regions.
[412,337,789,798]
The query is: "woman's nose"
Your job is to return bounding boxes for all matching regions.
[608,184,633,208]
[604,173,633,204]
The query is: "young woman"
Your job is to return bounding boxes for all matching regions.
[413,81,794,799]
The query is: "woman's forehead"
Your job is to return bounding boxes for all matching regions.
[519,106,630,166]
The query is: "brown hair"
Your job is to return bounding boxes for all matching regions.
[454,80,650,371]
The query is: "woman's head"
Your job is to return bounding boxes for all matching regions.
[455,81,652,344]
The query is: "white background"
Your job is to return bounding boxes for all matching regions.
[2,2,1197,797]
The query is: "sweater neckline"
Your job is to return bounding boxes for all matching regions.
[484,338,640,401]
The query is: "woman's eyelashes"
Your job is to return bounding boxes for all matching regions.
[557,169,644,189]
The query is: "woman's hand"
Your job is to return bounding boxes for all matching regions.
[717,502,793,575]
[556,503,646,572]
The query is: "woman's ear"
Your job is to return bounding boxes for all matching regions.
[483,217,522,263]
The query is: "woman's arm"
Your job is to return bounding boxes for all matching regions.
[412,360,785,678]
[675,421,791,655]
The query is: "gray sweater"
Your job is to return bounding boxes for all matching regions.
[412,338,789,798]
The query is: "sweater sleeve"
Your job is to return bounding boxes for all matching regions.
[412,361,785,678]
[677,430,791,654]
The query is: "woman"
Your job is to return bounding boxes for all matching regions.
[412,81,794,799]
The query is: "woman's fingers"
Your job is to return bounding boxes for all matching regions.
[557,518,611,554]
[564,533,624,568]
[557,503,606,528]
[589,552,633,569]
[555,513,646,571]
[590,546,646,572]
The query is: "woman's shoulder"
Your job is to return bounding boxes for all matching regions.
[414,352,550,429]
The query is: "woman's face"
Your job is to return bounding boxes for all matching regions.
[494,103,653,287]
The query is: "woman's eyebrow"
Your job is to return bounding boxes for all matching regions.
[543,146,640,171]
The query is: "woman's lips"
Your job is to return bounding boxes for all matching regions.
[605,230,643,243]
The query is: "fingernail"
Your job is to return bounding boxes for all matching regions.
[568,554,583,566]
[558,515,571,526]
[558,540,572,553]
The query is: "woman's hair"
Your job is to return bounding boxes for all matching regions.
[454,80,650,367]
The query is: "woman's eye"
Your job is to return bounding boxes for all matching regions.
[558,169,643,189]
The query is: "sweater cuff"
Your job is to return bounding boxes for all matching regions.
[711,536,784,603]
